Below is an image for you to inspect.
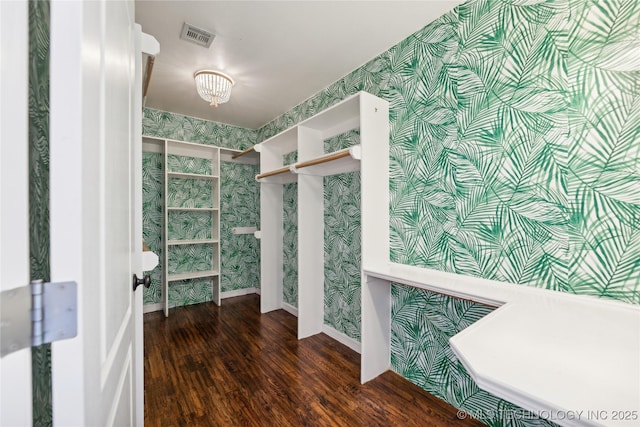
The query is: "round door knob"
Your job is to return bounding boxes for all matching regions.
[132,274,151,291]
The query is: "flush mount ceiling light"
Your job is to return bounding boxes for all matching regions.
[194,70,234,108]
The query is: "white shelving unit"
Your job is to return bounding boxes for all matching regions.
[256,92,390,345]
[164,139,221,317]
[142,136,259,317]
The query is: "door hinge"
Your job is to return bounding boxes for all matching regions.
[1,280,77,357]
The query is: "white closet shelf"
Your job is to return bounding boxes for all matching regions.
[255,126,298,155]
[220,147,259,165]
[293,145,361,177]
[167,207,218,212]
[230,146,255,159]
[167,171,218,180]
[167,239,219,246]
[167,270,219,281]
[255,165,297,184]
[297,92,361,139]
[166,139,217,160]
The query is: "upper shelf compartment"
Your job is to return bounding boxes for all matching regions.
[297,92,361,140]
[256,127,298,156]
[293,145,361,177]
[220,147,259,165]
[166,139,219,177]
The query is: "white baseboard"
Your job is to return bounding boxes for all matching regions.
[281,302,298,316]
[322,325,361,354]
[143,303,163,314]
[221,287,258,299]
[254,288,261,295]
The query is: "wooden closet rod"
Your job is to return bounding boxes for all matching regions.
[142,56,155,110]
[256,166,290,180]
[295,150,351,169]
[231,146,255,159]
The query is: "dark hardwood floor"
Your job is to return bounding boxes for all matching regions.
[144,294,484,426]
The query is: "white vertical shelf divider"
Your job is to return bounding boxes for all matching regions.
[359,93,391,382]
[213,146,221,306]
[256,92,390,383]
[297,126,325,339]
[163,140,169,317]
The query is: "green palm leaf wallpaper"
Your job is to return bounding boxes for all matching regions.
[29,0,52,424]
[220,162,260,293]
[566,0,640,302]
[391,285,555,426]
[167,278,214,308]
[283,182,298,306]
[324,131,362,340]
[283,153,299,307]
[167,211,214,241]
[143,109,256,150]
[166,178,214,208]
[142,152,164,305]
[454,0,570,289]
[167,244,215,274]
[167,154,213,175]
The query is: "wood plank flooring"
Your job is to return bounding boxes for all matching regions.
[144,294,485,427]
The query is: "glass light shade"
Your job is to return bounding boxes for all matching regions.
[194,70,234,107]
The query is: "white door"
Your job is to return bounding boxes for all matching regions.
[49,1,144,425]
[0,0,32,425]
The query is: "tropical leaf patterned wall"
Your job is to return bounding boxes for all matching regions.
[168,278,214,309]
[166,178,215,209]
[143,108,257,150]
[324,131,362,340]
[167,244,216,274]
[257,0,640,423]
[142,152,164,305]
[391,285,555,427]
[29,0,52,424]
[566,0,640,301]
[167,154,214,175]
[454,0,570,290]
[220,162,260,293]
[143,109,260,307]
[282,154,299,307]
[283,182,298,306]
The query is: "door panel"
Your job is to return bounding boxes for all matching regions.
[50,0,140,425]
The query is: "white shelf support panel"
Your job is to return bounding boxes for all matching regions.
[259,179,284,313]
[359,92,391,382]
[359,92,390,270]
[361,274,391,383]
[297,126,325,339]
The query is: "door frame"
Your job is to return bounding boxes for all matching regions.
[0,0,31,424]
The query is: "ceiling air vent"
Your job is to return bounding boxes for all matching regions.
[180,23,215,48]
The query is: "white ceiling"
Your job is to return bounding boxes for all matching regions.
[135,1,463,130]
